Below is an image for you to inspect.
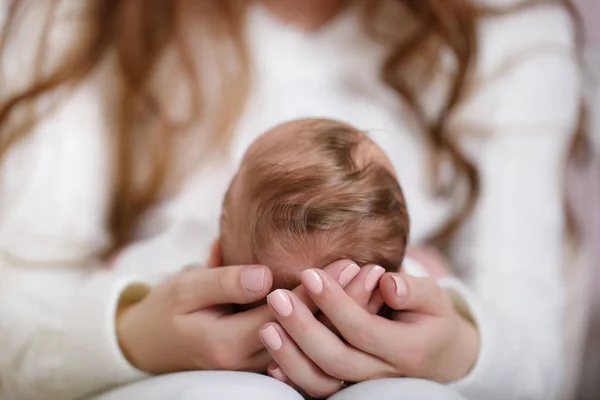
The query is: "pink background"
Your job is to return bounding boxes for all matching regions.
[573,1,600,399]
[574,0,600,44]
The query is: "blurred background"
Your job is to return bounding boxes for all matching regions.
[573,0,600,399]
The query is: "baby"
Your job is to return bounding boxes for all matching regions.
[215,118,409,291]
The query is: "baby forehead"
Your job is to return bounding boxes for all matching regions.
[260,250,326,290]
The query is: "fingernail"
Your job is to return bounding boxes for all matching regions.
[242,267,266,293]
[267,290,293,316]
[392,275,407,298]
[301,269,324,294]
[338,263,360,286]
[365,265,385,291]
[259,326,282,350]
[269,366,287,381]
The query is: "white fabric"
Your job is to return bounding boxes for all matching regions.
[0,1,586,400]
[92,372,466,400]
[331,378,468,400]
[92,372,303,400]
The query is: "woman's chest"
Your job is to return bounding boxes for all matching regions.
[153,60,453,252]
[221,16,452,243]
[0,12,456,264]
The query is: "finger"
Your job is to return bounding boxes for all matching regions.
[317,265,384,333]
[367,290,385,315]
[300,269,393,356]
[267,363,305,395]
[267,363,332,400]
[167,265,273,313]
[379,273,451,316]
[322,292,384,332]
[259,323,342,399]
[217,260,361,356]
[267,362,289,382]
[316,313,338,336]
[217,304,278,355]
[292,260,360,314]
[266,289,390,382]
[227,259,360,333]
[343,264,386,308]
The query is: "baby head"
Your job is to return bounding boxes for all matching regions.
[219,118,409,290]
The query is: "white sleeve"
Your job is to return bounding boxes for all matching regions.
[0,2,218,398]
[440,5,581,400]
[0,258,151,400]
[0,211,219,400]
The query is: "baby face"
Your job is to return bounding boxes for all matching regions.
[218,118,409,291]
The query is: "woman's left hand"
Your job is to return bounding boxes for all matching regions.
[259,267,479,398]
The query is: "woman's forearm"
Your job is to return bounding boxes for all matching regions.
[0,260,149,400]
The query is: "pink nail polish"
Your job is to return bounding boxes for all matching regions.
[365,265,385,291]
[260,326,283,350]
[269,366,287,381]
[301,269,324,294]
[338,263,360,286]
[267,290,293,316]
[392,275,407,298]
[242,267,266,293]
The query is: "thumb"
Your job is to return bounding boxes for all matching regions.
[379,273,450,316]
[167,265,273,313]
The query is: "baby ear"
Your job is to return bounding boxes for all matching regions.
[206,239,223,268]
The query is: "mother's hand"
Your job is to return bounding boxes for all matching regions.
[116,265,275,373]
[116,260,356,375]
[260,268,479,398]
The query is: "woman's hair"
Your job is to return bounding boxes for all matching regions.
[0,0,590,253]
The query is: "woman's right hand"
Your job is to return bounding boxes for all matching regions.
[116,265,276,374]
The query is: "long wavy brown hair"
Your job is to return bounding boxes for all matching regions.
[0,0,590,254]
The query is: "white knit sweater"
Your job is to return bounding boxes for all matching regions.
[0,1,583,399]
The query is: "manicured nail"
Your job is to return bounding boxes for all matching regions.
[301,269,324,294]
[392,275,407,298]
[267,290,293,316]
[242,267,266,293]
[259,326,282,350]
[365,265,385,291]
[269,366,287,381]
[338,263,360,286]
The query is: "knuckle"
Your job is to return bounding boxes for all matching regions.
[216,269,234,296]
[285,317,311,338]
[320,351,348,379]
